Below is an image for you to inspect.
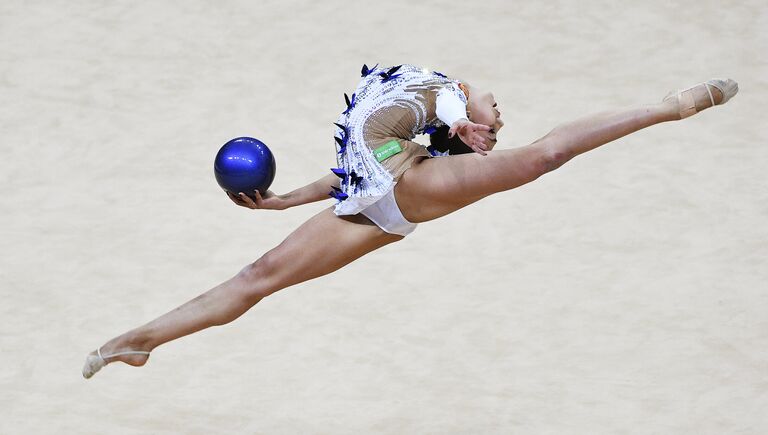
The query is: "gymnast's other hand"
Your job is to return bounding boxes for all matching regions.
[448,119,493,155]
[227,190,289,210]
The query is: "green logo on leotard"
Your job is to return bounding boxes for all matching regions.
[374,140,403,162]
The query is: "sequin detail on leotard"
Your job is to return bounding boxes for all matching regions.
[331,64,467,216]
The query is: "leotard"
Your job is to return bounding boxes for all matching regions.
[331,64,469,216]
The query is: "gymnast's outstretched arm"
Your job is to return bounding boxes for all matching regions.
[226,172,339,210]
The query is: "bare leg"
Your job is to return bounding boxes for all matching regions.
[87,208,401,371]
[397,86,726,222]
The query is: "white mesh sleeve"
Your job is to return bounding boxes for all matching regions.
[436,86,468,127]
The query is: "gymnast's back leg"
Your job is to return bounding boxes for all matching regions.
[83,208,401,377]
[396,80,737,223]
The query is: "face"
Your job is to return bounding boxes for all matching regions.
[467,87,504,149]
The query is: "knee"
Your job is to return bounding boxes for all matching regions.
[236,250,281,300]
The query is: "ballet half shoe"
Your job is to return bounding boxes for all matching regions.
[82,348,150,379]
[664,78,739,119]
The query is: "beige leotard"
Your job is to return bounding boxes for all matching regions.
[331,64,468,216]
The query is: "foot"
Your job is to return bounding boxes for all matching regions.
[82,335,152,379]
[663,78,738,119]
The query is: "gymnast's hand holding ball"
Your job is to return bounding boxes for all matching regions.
[227,189,287,210]
[214,137,288,210]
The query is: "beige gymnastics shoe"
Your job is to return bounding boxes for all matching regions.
[82,348,150,379]
[664,78,738,119]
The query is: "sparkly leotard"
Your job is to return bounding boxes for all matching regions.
[330,64,468,216]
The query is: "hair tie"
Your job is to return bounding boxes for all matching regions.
[458,83,470,100]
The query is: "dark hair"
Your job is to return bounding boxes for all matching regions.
[428,125,474,155]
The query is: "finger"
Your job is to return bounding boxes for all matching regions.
[473,141,488,155]
[472,134,487,149]
[472,145,487,156]
[253,190,264,206]
[243,192,258,208]
[472,123,492,132]
[449,120,469,138]
[227,191,245,204]
[472,135,488,152]
[238,192,257,208]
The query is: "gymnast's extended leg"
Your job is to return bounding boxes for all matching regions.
[396,81,735,222]
[83,208,401,377]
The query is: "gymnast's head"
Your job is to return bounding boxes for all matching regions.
[464,83,504,139]
[430,82,504,154]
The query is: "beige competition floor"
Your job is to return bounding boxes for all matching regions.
[1,1,766,433]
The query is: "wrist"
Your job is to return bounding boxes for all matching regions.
[278,193,294,209]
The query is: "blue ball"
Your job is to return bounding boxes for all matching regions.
[214,137,276,200]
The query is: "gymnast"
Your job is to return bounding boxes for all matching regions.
[83,63,738,378]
